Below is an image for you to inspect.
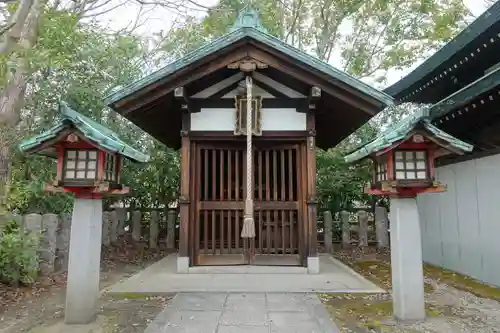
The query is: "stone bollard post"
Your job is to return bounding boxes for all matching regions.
[132,211,142,242]
[166,210,176,250]
[357,210,369,248]
[323,211,333,253]
[40,214,58,275]
[375,206,389,248]
[24,213,43,234]
[115,207,126,236]
[101,211,111,246]
[55,213,71,272]
[23,214,43,272]
[149,211,159,249]
[109,211,119,244]
[340,210,350,248]
[65,198,103,324]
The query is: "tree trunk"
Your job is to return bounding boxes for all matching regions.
[0,0,43,215]
[0,0,35,54]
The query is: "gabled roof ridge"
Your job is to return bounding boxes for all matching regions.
[104,28,246,105]
[248,28,393,103]
[19,102,150,163]
[344,109,473,163]
[105,25,392,106]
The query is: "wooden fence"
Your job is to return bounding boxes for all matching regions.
[0,206,389,277]
[0,208,179,276]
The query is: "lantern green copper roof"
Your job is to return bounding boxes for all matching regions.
[104,7,393,107]
[19,102,150,163]
[344,107,474,163]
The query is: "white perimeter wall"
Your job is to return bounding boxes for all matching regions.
[417,153,500,286]
[190,108,306,131]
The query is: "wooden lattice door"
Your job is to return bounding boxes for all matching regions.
[253,144,302,266]
[193,142,303,266]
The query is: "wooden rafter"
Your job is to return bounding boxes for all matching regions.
[246,47,379,115]
[114,47,251,114]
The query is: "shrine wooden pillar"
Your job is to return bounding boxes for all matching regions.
[178,110,191,273]
[306,111,319,273]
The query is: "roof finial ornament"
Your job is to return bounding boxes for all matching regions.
[230,3,267,33]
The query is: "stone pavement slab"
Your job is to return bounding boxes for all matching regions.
[107,254,384,294]
[144,292,340,333]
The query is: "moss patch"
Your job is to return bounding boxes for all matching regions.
[423,263,500,302]
[104,292,160,300]
[325,249,500,332]
[320,292,448,332]
[343,259,435,294]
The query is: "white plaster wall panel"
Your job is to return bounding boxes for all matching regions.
[191,108,235,131]
[261,108,306,131]
[190,108,306,131]
[417,153,500,287]
[453,160,482,278]
[417,193,442,266]
[475,154,500,285]
[436,167,461,273]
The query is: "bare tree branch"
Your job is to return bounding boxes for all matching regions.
[0,0,35,54]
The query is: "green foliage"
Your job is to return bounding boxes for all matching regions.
[2,0,473,216]
[0,220,40,286]
[316,148,373,211]
[159,0,471,85]
[6,8,179,214]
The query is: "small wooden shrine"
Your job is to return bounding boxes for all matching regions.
[105,7,393,271]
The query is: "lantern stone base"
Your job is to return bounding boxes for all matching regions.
[177,256,190,273]
[389,197,425,321]
[307,256,320,274]
[65,198,103,324]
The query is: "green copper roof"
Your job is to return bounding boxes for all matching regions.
[344,107,474,163]
[105,7,393,107]
[19,102,149,163]
[230,5,267,33]
[429,65,500,120]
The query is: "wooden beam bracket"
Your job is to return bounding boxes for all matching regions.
[175,86,198,113]
[307,86,321,110]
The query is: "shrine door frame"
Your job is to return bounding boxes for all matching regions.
[190,139,307,266]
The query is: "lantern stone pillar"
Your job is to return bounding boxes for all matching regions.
[389,197,425,321]
[65,197,103,324]
[19,101,149,326]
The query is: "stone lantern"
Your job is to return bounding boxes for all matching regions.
[345,109,473,321]
[19,102,149,324]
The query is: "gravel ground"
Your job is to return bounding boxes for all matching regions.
[0,239,175,333]
[321,248,500,333]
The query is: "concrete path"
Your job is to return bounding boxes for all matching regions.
[107,254,383,294]
[144,292,340,333]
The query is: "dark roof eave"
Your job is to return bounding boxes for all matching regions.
[105,28,393,108]
[429,65,500,120]
[384,1,500,98]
